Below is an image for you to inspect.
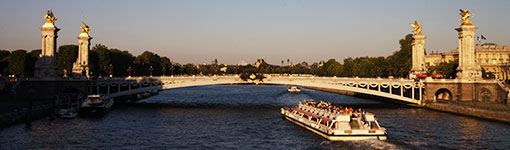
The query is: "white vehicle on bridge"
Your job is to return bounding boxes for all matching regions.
[281,100,387,141]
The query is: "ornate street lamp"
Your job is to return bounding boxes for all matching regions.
[149,66,153,77]
[127,66,133,77]
[108,64,114,78]
[180,65,184,76]
[170,66,174,76]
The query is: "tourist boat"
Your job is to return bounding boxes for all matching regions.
[287,85,301,93]
[281,100,387,141]
[81,95,114,113]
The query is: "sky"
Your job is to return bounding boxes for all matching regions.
[0,0,509,65]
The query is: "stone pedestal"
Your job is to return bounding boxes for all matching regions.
[456,25,482,81]
[411,34,427,75]
[72,33,91,78]
[34,24,59,80]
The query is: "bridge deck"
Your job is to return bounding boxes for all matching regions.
[153,75,423,105]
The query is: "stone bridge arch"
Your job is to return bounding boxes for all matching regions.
[435,88,452,101]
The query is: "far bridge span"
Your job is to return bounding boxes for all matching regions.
[148,75,424,105]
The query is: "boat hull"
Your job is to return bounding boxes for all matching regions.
[284,116,387,141]
[282,108,387,141]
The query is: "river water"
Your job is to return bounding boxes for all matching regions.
[1,85,509,150]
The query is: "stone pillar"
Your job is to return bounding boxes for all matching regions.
[72,32,91,78]
[456,24,482,81]
[34,23,60,80]
[411,34,427,75]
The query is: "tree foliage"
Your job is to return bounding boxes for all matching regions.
[0,50,11,75]
[135,51,161,76]
[1,33,419,78]
[25,49,41,77]
[8,49,27,76]
[92,44,111,77]
[429,60,458,79]
[57,45,78,76]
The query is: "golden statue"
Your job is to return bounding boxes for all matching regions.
[43,10,57,24]
[459,9,472,25]
[81,22,90,34]
[410,20,422,35]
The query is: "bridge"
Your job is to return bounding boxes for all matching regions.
[15,74,506,107]
[154,75,508,106]
[151,75,424,105]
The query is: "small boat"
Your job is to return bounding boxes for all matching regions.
[55,93,80,119]
[287,85,301,93]
[81,95,114,113]
[58,108,78,119]
[281,100,387,141]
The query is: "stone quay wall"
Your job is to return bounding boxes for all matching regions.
[0,101,54,128]
[425,102,510,123]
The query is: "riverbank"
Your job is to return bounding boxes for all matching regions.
[425,102,510,123]
[0,99,55,129]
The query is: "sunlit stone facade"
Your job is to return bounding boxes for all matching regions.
[424,43,510,79]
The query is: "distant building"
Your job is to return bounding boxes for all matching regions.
[318,60,325,67]
[255,58,265,68]
[238,60,248,66]
[298,62,309,67]
[424,43,510,79]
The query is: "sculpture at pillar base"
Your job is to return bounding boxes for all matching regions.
[455,9,482,81]
[34,10,60,80]
[410,20,427,77]
[72,23,91,79]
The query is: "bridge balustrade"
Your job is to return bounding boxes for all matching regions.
[153,75,424,105]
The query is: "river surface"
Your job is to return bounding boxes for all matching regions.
[1,85,510,150]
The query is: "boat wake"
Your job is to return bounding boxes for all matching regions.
[318,139,403,150]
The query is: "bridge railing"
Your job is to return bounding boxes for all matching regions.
[152,75,423,105]
[91,78,163,98]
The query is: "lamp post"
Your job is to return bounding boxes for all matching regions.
[170,66,174,76]
[180,65,184,76]
[133,60,136,76]
[162,67,166,76]
[127,66,132,77]
[149,66,153,77]
[193,65,197,76]
[142,62,145,76]
[108,64,114,78]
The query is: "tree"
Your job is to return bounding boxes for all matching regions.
[25,49,41,77]
[88,50,99,77]
[57,45,78,76]
[92,44,111,77]
[430,60,459,79]
[0,50,11,75]
[135,51,161,76]
[8,49,27,76]
[387,34,413,78]
[110,48,134,77]
[160,57,171,75]
[341,58,354,77]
